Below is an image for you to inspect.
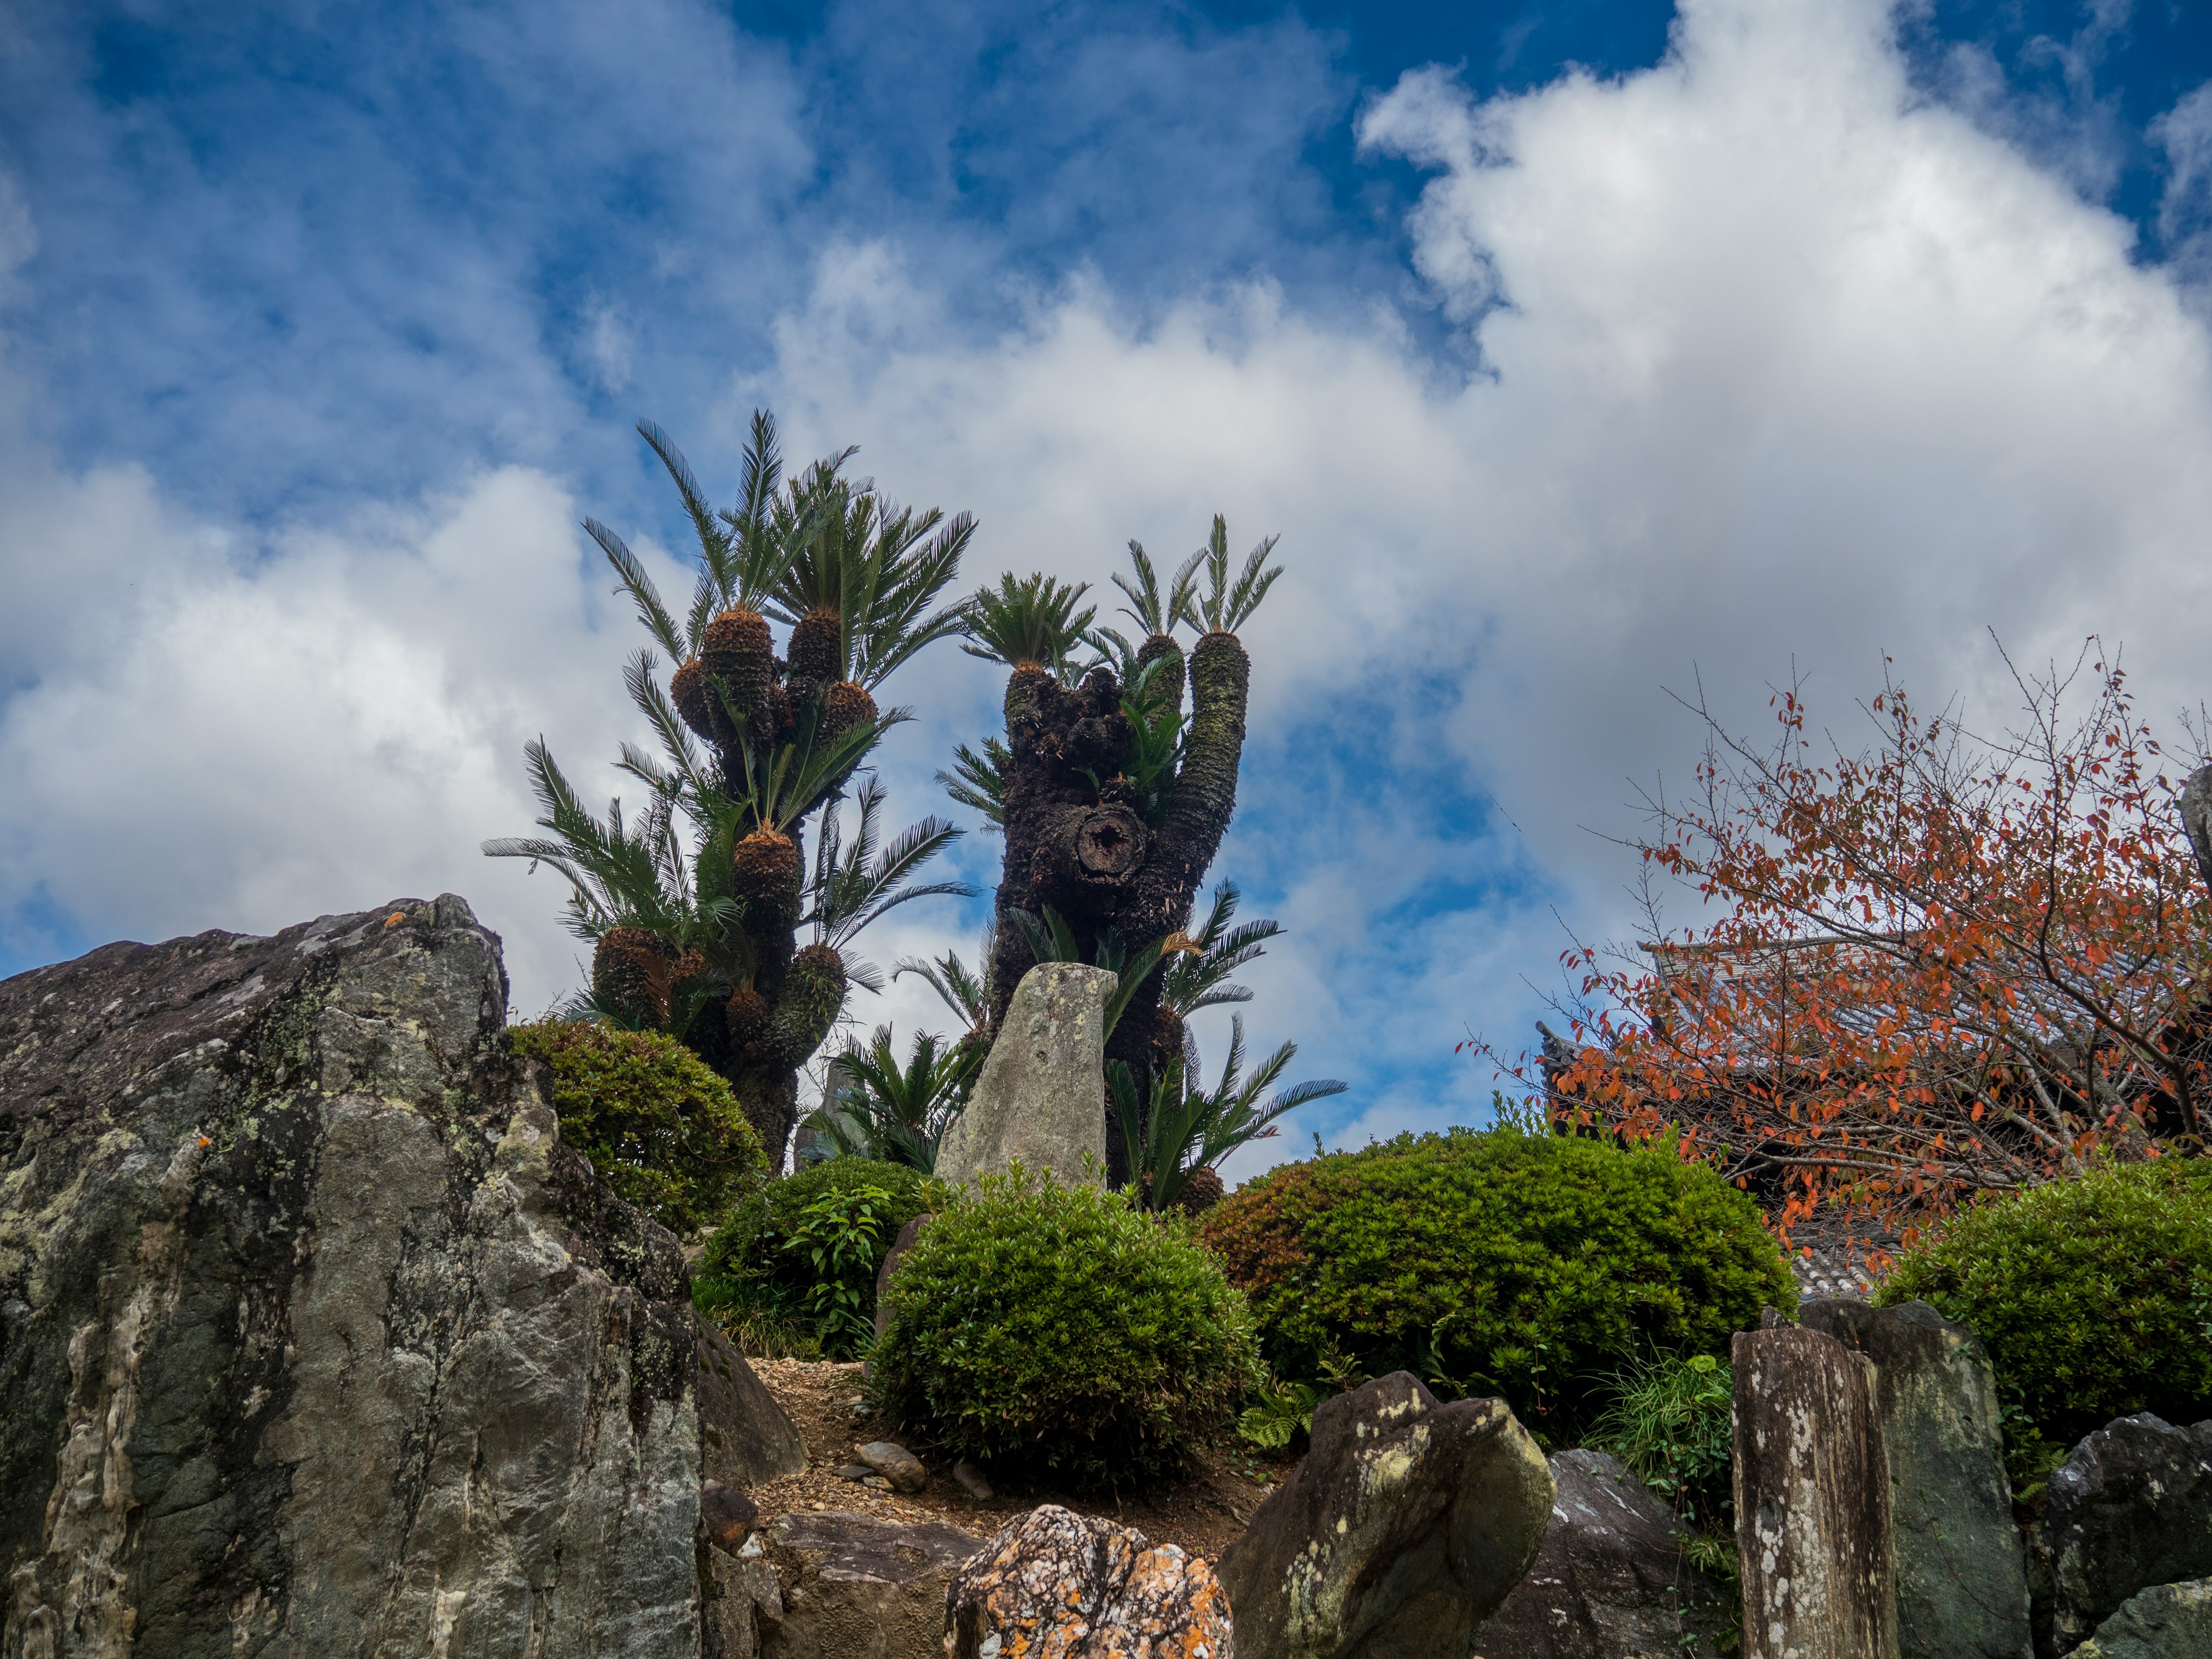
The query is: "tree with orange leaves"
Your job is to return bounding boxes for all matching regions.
[1492,643,2212,1230]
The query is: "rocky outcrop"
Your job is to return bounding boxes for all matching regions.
[944,1505,1231,1659]
[934,963,1113,1189]
[0,896,800,1659]
[1218,1371,1554,1659]
[1469,1449,1732,1658]
[1732,1324,1899,1659]
[2035,1415,2212,1658]
[2059,1577,2212,1659]
[750,1511,983,1659]
[1800,1298,2032,1659]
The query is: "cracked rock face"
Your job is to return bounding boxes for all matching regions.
[1217,1372,1554,1659]
[2035,1415,2212,1659]
[0,896,709,1658]
[1469,1449,1732,1659]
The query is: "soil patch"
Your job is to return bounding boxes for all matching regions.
[743,1354,1286,1556]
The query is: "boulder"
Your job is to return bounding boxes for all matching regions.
[1217,1371,1555,1659]
[1732,1324,1899,1659]
[1800,1298,2032,1659]
[1469,1448,1732,1658]
[944,1504,1231,1659]
[2059,1577,2212,1659]
[856,1441,927,1494]
[0,896,798,1659]
[752,1510,983,1659]
[701,1319,809,1486]
[2035,1415,2212,1658]
[933,962,1115,1189]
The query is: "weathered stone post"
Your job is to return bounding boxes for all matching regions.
[933,961,1115,1189]
[1733,1325,1900,1659]
[1800,1299,2032,1659]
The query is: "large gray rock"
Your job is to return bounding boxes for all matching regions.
[933,962,1114,1189]
[945,1503,1232,1658]
[0,896,796,1659]
[750,1510,983,1659]
[701,1319,808,1487]
[2035,1415,2212,1658]
[1801,1298,2032,1659]
[1469,1449,1732,1658]
[1732,1325,1899,1659]
[1218,1371,1555,1659]
[2060,1577,2212,1659]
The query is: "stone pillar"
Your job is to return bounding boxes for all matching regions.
[1801,1298,2032,1659]
[934,961,1115,1190]
[1734,1325,1900,1659]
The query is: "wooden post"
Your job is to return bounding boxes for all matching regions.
[1733,1325,1900,1659]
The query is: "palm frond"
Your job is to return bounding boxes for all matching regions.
[586,517,687,661]
[1190,514,1283,636]
[938,737,1009,828]
[961,572,1096,672]
[893,948,991,1032]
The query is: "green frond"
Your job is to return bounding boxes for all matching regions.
[1190,514,1283,636]
[937,737,1009,828]
[960,572,1096,672]
[637,419,732,573]
[585,517,686,661]
[892,949,990,1031]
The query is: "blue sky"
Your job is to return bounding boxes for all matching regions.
[6,0,2212,1168]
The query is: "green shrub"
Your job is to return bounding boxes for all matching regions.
[872,1170,1263,1487]
[509,1018,764,1235]
[1876,1158,2212,1471]
[694,1157,933,1356]
[1199,1127,1793,1436]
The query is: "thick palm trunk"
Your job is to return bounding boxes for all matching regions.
[986,632,1251,1181]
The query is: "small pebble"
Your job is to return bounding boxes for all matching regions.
[952,1460,994,1501]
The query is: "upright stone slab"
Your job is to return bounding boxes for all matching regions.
[1801,1298,2032,1659]
[934,961,1115,1189]
[1733,1325,1900,1659]
[1218,1371,1555,1659]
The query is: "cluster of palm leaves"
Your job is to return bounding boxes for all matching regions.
[487,412,977,1161]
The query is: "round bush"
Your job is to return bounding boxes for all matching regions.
[509,1018,765,1236]
[1876,1158,2212,1456]
[872,1172,1263,1487]
[1199,1127,1793,1435]
[695,1157,933,1351]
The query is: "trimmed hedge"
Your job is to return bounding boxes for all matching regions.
[873,1171,1263,1487]
[1199,1127,1793,1435]
[1876,1158,2212,1459]
[694,1157,933,1352]
[509,1018,764,1234]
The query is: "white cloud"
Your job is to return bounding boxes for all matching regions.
[9,0,2212,1179]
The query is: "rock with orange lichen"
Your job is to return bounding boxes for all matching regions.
[944,1504,1233,1658]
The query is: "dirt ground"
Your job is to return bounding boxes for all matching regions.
[743,1354,1290,1558]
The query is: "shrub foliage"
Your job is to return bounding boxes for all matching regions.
[509,1018,765,1234]
[1876,1158,2212,1462]
[694,1157,933,1355]
[872,1171,1263,1487]
[1199,1127,1793,1433]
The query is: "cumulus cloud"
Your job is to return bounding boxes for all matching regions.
[7,0,2212,1170]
